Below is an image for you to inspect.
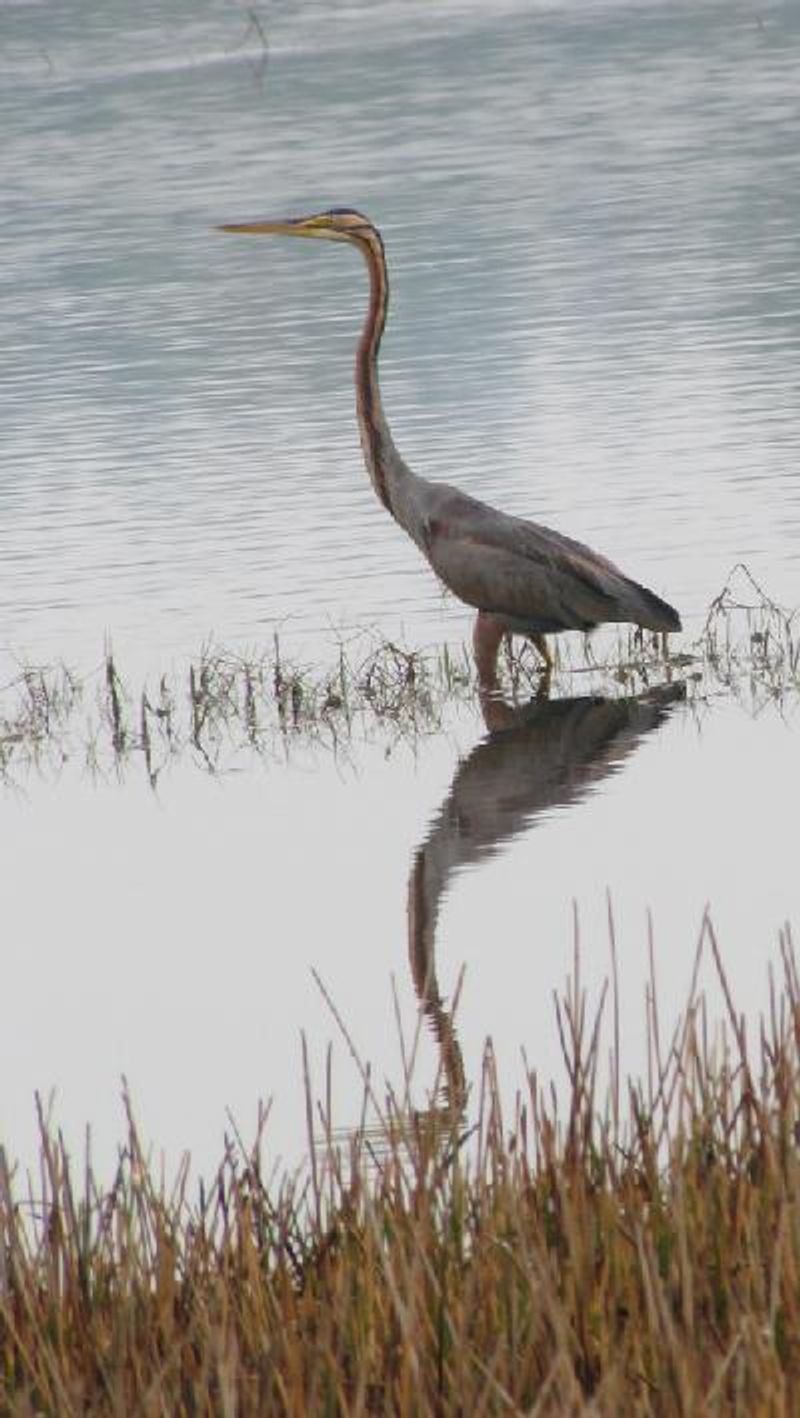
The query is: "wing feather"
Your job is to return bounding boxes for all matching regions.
[421,483,680,634]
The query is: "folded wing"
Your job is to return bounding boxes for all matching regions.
[421,484,681,635]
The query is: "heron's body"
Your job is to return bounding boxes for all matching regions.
[221,208,681,687]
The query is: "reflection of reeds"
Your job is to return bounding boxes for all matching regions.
[0,568,796,784]
[3,917,800,1409]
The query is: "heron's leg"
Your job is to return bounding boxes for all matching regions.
[474,614,521,729]
[472,611,505,692]
[528,633,552,701]
[531,633,554,674]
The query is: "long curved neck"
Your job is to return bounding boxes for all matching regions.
[353,227,412,522]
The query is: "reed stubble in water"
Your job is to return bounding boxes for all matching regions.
[2,914,800,1412]
[0,568,796,786]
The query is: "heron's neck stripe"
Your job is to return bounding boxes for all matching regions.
[354,229,392,513]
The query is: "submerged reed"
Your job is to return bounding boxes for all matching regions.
[2,914,800,1412]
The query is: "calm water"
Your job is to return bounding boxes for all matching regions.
[2,0,799,1179]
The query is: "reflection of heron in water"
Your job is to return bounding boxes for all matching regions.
[220,209,681,693]
[407,682,685,1117]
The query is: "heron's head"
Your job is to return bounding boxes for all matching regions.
[219,207,377,247]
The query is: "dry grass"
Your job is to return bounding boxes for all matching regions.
[0,567,797,786]
[2,916,800,1413]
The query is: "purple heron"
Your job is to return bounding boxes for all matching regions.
[220,209,681,689]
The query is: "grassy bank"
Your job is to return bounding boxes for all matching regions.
[2,917,800,1413]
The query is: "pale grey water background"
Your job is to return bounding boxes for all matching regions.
[2,0,800,1180]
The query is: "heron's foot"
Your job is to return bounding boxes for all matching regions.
[478,690,519,733]
[522,634,551,700]
[534,666,552,702]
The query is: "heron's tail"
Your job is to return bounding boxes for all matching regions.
[628,579,682,633]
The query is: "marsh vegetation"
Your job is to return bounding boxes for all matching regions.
[2,918,800,1412]
[0,567,796,787]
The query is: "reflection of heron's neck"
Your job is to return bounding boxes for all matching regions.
[408,846,466,1112]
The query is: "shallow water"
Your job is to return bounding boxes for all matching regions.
[2,686,798,1181]
[2,0,799,1180]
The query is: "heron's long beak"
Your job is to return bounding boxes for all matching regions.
[218,217,324,239]
[219,219,294,235]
